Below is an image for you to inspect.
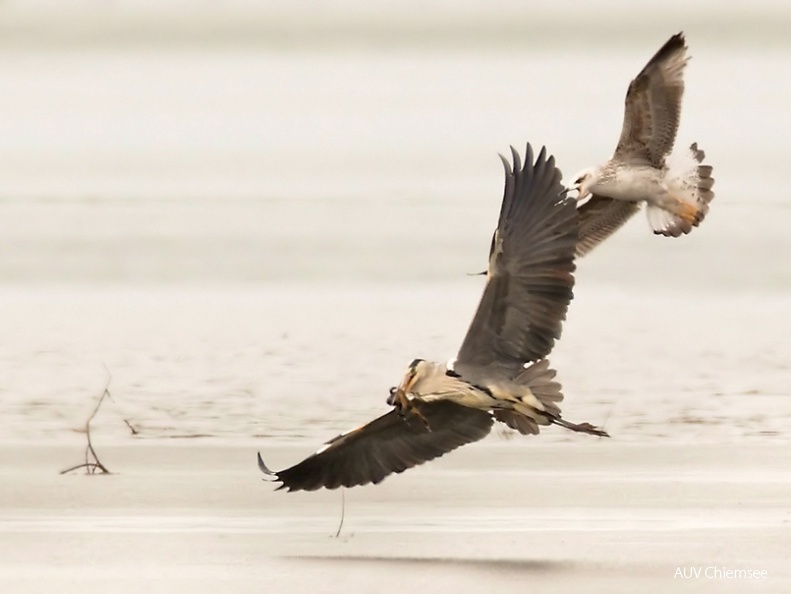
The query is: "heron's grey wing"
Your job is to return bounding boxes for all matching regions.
[258,400,493,492]
[613,32,688,166]
[575,193,642,257]
[455,144,577,373]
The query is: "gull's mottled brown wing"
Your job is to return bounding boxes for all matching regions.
[575,194,642,257]
[455,144,577,375]
[258,400,493,492]
[614,32,688,167]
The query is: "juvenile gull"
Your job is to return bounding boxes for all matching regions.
[258,144,607,493]
[570,32,715,256]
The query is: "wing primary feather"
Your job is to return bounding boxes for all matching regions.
[456,143,577,372]
[510,145,522,173]
[260,401,494,492]
[614,32,689,165]
[257,452,275,475]
[499,153,512,176]
[576,194,642,257]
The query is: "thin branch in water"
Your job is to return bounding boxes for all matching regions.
[61,382,112,475]
[122,418,139,435]
[333,488,346,538]
[60,373,137,475]
[103,383,139,435]
[598,395,621,439]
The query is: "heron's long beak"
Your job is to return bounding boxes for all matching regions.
[389,377,413,412]
[397,371,417,395]
[391,373,432,430]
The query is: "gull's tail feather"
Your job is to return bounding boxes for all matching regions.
[691,142,715,205]
[652,142,715,237]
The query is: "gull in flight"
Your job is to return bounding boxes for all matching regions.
[570,32,715,256]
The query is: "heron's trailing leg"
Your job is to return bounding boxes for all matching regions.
[552,417,610,437]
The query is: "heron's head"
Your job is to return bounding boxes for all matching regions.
[391,357,429,398]
[568,167,599,200]
[401,358,426,392]
[387,359,428,404]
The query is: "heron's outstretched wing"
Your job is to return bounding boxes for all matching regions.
[613,32,688,167]
[258,400,493,492]
[575,194,642,257]
[455,144,577,374]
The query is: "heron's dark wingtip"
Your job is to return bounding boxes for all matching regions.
[535,144,547,165]
[509,145,522,173]
[257,451,275,475]
[258,452,290,489]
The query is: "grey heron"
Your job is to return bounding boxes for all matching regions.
[258,144,606,493]
[569,32,715,256]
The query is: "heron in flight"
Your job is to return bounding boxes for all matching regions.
[569,32,715,256]
[258,144,607,493]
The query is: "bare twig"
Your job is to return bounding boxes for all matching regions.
[60,373,138,475]
[598,394,621,439]
[103,384,139,435]
[333,488,346,538]
[122,418,139,435]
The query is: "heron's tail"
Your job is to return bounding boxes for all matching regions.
[513,358,563,415]
[493,359,608,437]
[650,142,715,237]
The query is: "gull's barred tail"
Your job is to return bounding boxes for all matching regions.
[691,142,715,207]
[649,142,715,237]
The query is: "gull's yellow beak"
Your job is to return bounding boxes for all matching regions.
[567,183,584,200]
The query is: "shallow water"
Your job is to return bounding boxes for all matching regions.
[2,6,791,594]
[0,3,789,444]
[2,442,789,593]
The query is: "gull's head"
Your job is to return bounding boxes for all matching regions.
[568,167,600,201]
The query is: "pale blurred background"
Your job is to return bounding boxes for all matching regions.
[1,1,789,441]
